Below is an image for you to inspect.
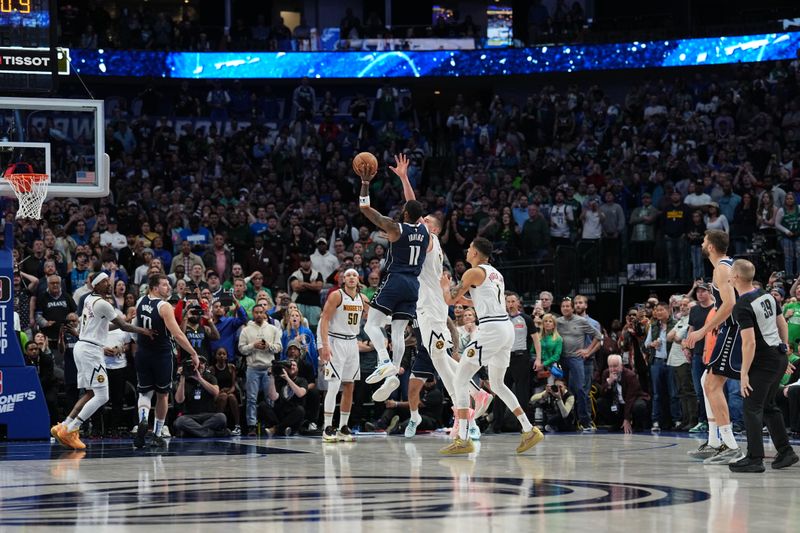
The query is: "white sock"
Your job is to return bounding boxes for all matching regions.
[458,419,468,440]
[719,424,738,449]
[708,420,721,447]
[63,416,74,426]
[154,418,165,437]
[66,416,85,432]
[340,411,350,428]
[410,409,422,424]
[324,413,334,428]
[518,414,533,433]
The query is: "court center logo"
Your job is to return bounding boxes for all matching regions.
[0,475,709,525]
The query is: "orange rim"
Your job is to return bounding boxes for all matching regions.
[4,173,49,194]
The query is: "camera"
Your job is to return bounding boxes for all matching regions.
[182,358,197,377]
[186,304,203,319]
[550,384,559,393]
[271,360,292,377]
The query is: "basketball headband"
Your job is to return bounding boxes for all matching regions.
[91,272,109,288]
[343,268,360,278]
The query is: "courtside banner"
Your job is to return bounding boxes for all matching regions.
[0,223,49,439]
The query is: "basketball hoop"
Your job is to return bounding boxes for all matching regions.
[3,172,50,220]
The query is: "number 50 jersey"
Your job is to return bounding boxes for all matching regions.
[384,222,429,277]
[329,289,365,337]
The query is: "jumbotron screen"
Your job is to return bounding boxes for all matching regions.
[0,0,57,93]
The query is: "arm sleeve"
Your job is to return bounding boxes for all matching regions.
[560,395,575,417]
[530,391,548,404]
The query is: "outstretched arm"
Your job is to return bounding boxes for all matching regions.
[390,153,416,202]
[111,316,154,339]
[358,180,401,241]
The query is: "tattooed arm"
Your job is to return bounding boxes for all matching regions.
[359,180,401,242]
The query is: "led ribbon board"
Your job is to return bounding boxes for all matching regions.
[67,31,800,79]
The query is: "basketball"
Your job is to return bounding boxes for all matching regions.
[352,152,378,180]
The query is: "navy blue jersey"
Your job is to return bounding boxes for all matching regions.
[712,257,739,328]
[384,222,429,276]
[136,295,173,355]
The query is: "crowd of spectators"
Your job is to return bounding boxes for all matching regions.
[8,56,800,437]
[57,4,484,53]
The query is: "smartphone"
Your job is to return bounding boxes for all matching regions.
[219,291,234,307]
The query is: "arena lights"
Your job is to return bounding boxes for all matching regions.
[68,30,800,79]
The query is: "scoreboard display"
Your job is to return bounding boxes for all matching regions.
[0,0,56,93]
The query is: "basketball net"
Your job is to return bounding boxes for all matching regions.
[3,173,50,219]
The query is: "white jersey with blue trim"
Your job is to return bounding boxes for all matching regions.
[329,289,364,338]
[711,256,739,327]
[470,264,508,322]
[417,234,448,317]
[79,294,117,346]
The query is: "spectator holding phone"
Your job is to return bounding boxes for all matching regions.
[209,297,248,363]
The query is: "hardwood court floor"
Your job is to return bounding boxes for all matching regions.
[0,431,797,531]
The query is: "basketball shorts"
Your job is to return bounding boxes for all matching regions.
[74,341,108,390]
[409,318,436,380]
[323,336,360,382]
[135,349,174,393]
[370,273,419,320]
[707,323,742,379]
[417,308,452,355]
[461,319,514,368]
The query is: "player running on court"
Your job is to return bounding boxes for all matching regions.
[684,230,745,464]
[134,274,201,448]
[318,268,369,442]
[356,157,430,403]
[389,153,493,439]
[439,237,544,455]
[52,273,154,450]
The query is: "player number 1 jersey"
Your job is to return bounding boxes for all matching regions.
[470,264,508,322]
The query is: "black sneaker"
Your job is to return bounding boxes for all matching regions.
[247,425,257,437]
[133,421,148,449]
[728,455,765,473]
[322,425,338,443]
[772,449,799,470]
[150,435,167,448]
[337,425,355,442]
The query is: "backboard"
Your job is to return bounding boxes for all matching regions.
[0,97,108,198]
